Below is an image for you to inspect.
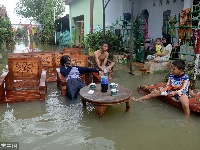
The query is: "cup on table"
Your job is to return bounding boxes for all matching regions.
[111,89,118,96]
[89,83,96,90]
[110,83,118,89]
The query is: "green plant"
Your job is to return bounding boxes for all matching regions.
[0,16,15,46]
[84,30,120,52]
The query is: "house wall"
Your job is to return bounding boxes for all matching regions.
[105,0,122,26]
[69,0,103,36]
[105,0,141,26]
[140,0,184,40]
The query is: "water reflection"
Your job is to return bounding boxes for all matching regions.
[0,41,200,150]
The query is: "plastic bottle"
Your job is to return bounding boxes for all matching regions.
[103,66,108,76]
[101,66,108,92]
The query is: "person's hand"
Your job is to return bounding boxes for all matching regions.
[70,60,76,66]
[100,66,103,71]
[99,71,103,76]
[159,87,166,93]
[168,91,177,96]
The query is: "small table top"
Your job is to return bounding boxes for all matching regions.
[79,84,132,104]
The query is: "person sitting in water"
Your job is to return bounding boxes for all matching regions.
[148,34,172,62]
[93,40,115,79]
[60,55,102,100]
[133,59,190,118]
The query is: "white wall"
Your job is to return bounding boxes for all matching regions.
[122,0,141,16]
[184,0,192,9]
[140,0,184,40]
[105,0,122,25]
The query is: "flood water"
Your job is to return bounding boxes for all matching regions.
[0,40,200,150]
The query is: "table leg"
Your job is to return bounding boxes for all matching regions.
[93,105,107,119]
[126,101,130,111]
[81,99,86,107]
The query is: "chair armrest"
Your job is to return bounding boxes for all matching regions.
[92,72,101,84]
[39,70,46,91]
[0,72,8,82]
[0,72,8,100]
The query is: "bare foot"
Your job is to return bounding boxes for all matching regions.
[131,97,140,101]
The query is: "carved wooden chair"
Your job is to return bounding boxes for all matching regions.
[31,52,56,82]
[0,57,46,102]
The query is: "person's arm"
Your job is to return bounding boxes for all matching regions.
[102,52,109,66]
[77,66,100,74]
[94,51,103,71]
[60,66,71,77]
[165,74,173,91]
[176,75,190,96]
[158,44,172,56]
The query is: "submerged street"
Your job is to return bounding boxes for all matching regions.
[0,40,200,150]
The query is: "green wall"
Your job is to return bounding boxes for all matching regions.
[69,0,103,37]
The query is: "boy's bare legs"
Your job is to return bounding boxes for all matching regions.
[179,94,190,118]
[132,90,161,101]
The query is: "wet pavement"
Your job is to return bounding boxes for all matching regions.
[0,40,200,150]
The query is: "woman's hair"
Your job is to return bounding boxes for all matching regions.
[60,55,71,66]
[162,33,172,47]
[172,59,186,70]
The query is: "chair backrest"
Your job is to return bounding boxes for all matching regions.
[31,52,55,70]
[70,55,88,67]
[62,48,82,55]
[8,53,32,58]
[7,57,42,90]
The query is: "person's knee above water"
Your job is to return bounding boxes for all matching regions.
[93,40,115,79]
[133,59,190,117]
[60,55,102,100]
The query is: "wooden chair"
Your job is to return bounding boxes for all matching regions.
[0,57,46,102]
[56,54,91,96]
[31,52,56,82]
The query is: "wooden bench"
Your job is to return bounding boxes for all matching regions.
[56,54,91,96]
[0,57,46,102]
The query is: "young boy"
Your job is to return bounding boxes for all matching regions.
[60,55,102,100]
[134,59,190,117]
[93,40,115,79]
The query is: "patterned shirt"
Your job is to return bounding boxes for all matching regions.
[166,73,189,96]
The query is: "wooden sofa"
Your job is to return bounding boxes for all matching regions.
[8,50,81,82]
[0,57,46,102]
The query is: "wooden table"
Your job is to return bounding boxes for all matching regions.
[79,84,132,119]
